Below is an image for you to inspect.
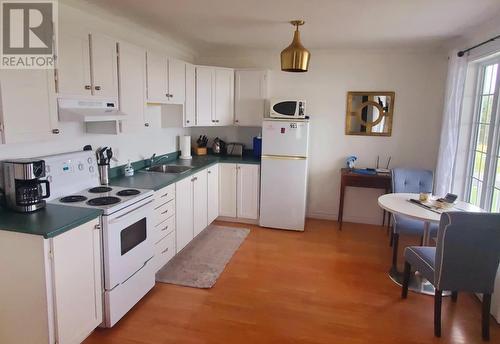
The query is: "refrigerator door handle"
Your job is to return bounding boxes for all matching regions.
[261,154,307,160]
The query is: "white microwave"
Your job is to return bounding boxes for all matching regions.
[270,99,306,119]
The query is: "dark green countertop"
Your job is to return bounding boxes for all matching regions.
[0,204,102,239]
[110,154,260,191]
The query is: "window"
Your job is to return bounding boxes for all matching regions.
[466,59,500,211]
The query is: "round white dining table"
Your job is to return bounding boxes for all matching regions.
[378,192,484,295]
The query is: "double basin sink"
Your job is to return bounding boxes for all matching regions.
[143,164,194,174]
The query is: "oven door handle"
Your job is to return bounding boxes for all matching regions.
[109,199,154,223]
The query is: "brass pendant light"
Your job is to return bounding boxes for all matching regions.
[281,20,310,72]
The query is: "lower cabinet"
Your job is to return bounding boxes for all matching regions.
[219,163,260,221]
[152,184,176,272]
[175,169,208,252]
[207,164,220,223]
[0,219,102,344]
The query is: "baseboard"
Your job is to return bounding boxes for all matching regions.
[216,216,259,225]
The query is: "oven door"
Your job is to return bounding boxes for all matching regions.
[102,196,154,290]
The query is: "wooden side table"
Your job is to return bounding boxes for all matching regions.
[338,168,392,230]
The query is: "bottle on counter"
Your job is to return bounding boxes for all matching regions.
[124,160,134,177]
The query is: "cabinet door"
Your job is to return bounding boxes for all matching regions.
[234,70,267,126]
[90,33,118,99]
[56,30,91,96]
[176,177,193,252]
[118,41,147,132]
[214,68,234,126]
[219,163,237,217]
[167,58,185,105]
[237,164,260,220]
[193,170,208,237]
[195,66,215,126]
[184,63,196,127]
[51,219,102,344]
[146,51,167,103]
[207,164,219,224]
[0,69,58,144]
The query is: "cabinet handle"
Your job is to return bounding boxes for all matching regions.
[94,86,101,91]
[216,120,220,123]
[161,247,169,254]
[144,123,150,127]
[84,85,91,90]
[161,225,169,232]
[94,224,101,230]
[235,120,239,123]
[52,129,60,134]
[207,171,211,174]
[186,120,190,124]
[161,193,169,198]
[161,209,169,215]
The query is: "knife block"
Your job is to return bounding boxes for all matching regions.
[194,147,207,156]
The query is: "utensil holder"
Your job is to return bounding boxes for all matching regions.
[98,164,109,185]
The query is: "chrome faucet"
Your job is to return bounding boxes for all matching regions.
[148,153,169,167]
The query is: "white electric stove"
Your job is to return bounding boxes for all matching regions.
[40,150,155,328]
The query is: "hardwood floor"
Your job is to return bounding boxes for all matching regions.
[84,219,499,344]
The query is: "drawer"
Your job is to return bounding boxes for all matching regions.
[153,215,175,243]
[155,199,175,225]
[154,184,175,208]
[153,231,175,272]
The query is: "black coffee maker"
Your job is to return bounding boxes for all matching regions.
[2,159,50,212]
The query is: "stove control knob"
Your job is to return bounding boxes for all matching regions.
[78,163,84,171]
[89,166,95,173]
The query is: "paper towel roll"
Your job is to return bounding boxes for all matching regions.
[179,135,192,160]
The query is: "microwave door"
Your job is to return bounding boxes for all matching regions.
[273,101,297,116]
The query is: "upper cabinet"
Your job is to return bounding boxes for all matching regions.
[214,67,234,126]
[0,70,58,144]
[234,69,268,127]
[117,41,147,132]
[57,32,118,99]
[195,66,234,127]
[184,63,196,127]
[146,51,185,105]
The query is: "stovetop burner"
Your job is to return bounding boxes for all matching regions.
[89,186,113,193]
[87,196,121,206]
[60,195,88,203]
[116,189,140,197]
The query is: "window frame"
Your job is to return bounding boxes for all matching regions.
[464,56,500,210]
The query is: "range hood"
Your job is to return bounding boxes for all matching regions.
[58,98,127,122]
[58,98,127,135]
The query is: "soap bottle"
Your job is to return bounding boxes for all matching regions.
[124,160,134,177]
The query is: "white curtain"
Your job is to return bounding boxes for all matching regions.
[435,51,468,196]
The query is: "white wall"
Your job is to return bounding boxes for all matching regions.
[0,0,195,166]
[197,49,448,224]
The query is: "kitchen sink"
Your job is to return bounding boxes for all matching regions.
[144,164,193,174]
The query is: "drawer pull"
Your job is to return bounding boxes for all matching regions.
[161,247,169,254]
[161,225,169,232]
[161,193,169,198]
[161,209,169,214]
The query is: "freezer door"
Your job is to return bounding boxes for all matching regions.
[259,156,308,231]
[262,120,309,157]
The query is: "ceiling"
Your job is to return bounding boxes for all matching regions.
[84,0,500,52]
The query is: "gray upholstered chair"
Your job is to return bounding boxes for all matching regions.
[402,212,500,340]
[390,168,438,271]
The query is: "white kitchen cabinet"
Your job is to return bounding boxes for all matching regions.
[237,164,261,219]
[195,65,215,126]
[146,51,185,104]
[184,63,196,127]
[207,164,220,224]
[176,176,193,252]
[219,163,238,217]
[214,67,234,126]
[57,32,118,99]
[234,69,268,126]
[0,219,102,344]
[219,163,260,221]
[118,41,147,131]
[0,69,58,144]
[193,169,208,237]
[56,30,92,96]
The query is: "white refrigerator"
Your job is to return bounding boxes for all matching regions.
[259,119,310,231]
